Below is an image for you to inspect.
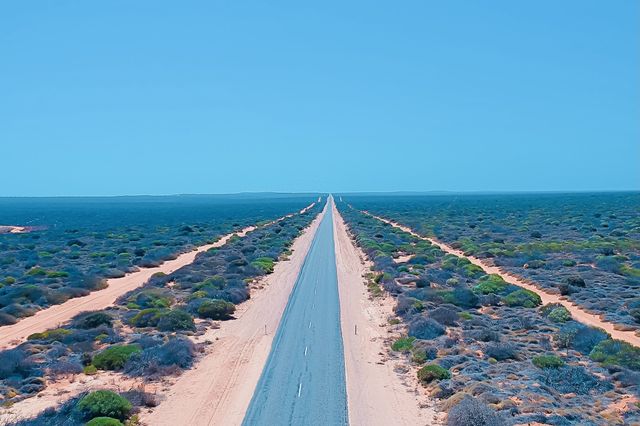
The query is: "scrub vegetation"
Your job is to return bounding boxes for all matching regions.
[337,196,640,425]
[344,192,640,330]
[0,197,323,416]
[0,195,318,325]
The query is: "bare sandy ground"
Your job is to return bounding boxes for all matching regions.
[333,205,440,426]
[0,226,29,234]
[364,211,640,348]
[140,204,326,426]
[0,203,315,350]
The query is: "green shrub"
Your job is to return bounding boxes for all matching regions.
[26,267,47,276]
[197,299,236,320]
[540,303,572,321]
[127,290,173,309]
[474,275,508,294]
[548,307,571,322]
[93,345,141,371]
[589,339,640,371]
[86,418,123,426]
[189,290,208,300]
[27,328,72,342]
[391,337,416,352]
[77,390,131,420]
[195,275,226,290]
[417,364,450,384]
[75,312,113,329]
[83,365,98,375]
[503,289,541,308]
[459,312,473,320]
[251,257,276,274]
[156,309,195,332]
[3,277,16,285]
[532,355,565,369]
[46,271,69,278]
[129,308,163,328]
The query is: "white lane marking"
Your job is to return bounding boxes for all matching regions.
[304,346,308,356]
[308,321,312,329]
[298,382,302,398]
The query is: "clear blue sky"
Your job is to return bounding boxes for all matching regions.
[1,1,638,196]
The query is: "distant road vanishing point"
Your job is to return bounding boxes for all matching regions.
[243,197,348,425]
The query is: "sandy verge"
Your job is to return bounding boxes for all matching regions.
[333,205,440,426]
[0,203,315,350]
[363,211,640,348]
[140,203,326,426]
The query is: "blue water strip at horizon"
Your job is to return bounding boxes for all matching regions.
[242,201,348,426]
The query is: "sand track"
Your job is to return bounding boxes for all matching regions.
[363,211,640,348]
[334,205,439,425]
[0,203,316,350]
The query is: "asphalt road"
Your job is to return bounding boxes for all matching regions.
[243,198,348,425]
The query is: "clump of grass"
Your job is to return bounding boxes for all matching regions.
[474,274,508,294]
[27,328,72,342]
[532,355,565,369]
[417,364,450,384]
[391,336,416,352]
[503,289,541,308]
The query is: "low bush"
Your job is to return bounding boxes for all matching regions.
[532,355,564,369]
[548,306,571,322]
[446,396,506,426]
[589,339,640,371]
[502,289,541,308]
[473,275,508,294]
[73,312,113,329]
[539,365,611,394]
[391,337,416,352]
[442,285,478,308]
[124,337,196,377]
[156,309,195,332]
[417,364,450,384]
[127,289,173,309]
[86,418,123,426]
[76,390,132,420]
[540,303,571,322]
[485,342,517,361]
[430,306,459,326]
[408,316,445,340]
[93,345,141,371]
[197,299,235,320]
[556,323,609,354]
[84,365,98,375]
[27,328,72,342]
[250,257,275,274]
[0,348,38,380]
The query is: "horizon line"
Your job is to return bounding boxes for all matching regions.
[0,189,639,199]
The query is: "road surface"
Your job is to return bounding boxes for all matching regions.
[243,197,348,425]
